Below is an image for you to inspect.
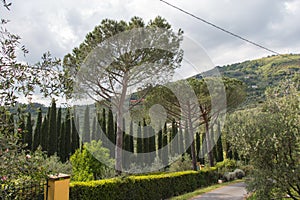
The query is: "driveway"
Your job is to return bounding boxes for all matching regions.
[190,182,247,200]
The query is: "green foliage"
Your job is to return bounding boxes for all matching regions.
[70,140,115,181]
[169,154,193,172]
[215,159,237,174]
[226,81,300,199]
[70,169,219,200]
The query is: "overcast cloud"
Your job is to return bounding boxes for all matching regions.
[1,0,299,66]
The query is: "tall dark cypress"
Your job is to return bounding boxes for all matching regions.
[101,108,106,138]
[59,122,66,162]
[82,106,90,143]
[65,109,71,160]
[142,119,149,164]
[71,114,80,154]
[129,120,134,153]
[136,121,143,166]
[91,117,97,141]
[48,99,57,156]
[211,125,217,163]
[216,121,224,162]
[33,108,42,151]
[41,114,49,151]
[56,107,62,153]
[148,125,156,164]
[200,132,206,164]
[25,112,33,151]
[107,109,115,157]
[184,120,191,158]
[178,122,184,155]
[170,118,178,156]
[195,132,201,162]
[157,122,163,161]
[162,122,168,166]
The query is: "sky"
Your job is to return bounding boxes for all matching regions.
[1,0,300,105]
[2,0,300,66]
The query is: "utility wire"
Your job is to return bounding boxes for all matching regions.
[160,0,281,55]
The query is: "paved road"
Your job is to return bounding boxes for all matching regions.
[190,182,247,200]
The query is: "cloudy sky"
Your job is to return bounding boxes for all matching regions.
[1,0,300,67]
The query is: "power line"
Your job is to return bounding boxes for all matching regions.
[160,0,281,55]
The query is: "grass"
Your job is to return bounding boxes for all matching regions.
[169,179,244,200]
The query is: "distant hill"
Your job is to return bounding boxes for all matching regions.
[215,54,300,104]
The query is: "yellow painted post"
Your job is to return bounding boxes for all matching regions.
[45,173,70,200]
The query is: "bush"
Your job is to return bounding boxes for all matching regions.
[223,172,236,182]
[233,169,245,179]
[215,159,237,173]
[169,154,193,172]
[70,169,219,200]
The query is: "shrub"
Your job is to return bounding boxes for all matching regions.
[223,172,236,182]
[169,154,193,172]
[215,159,237,173]
[233,169,245,179]
[70,169,219,200]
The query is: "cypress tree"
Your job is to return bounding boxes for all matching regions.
[129,120,134,153]
[101,108,106,138]
[41,115,49,151]
[71,114,80,154]
[65,109,71,160]
[184,120,191,158]
[157,122,163,160]
[148,125,156,164]
[82,106,90,143]
[142,119,149,165]
[136,121,143,166]
[216,121,224,162]
[25,112,33,151]
[178,122,184,155]
[59,122,66,162]
[48,99,57,156]
[162,122,168,166]
[56,107,62,152]
[170,118,178,156]
[200,132,206,164]
[107,109,115,157]
[195,132,201,162]
[211,125,217,163]
[33,108,42,151]
[91,117,97,141]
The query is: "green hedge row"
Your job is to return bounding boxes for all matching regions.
[69,168,219,200]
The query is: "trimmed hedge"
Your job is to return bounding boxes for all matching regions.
[69,168,219,200]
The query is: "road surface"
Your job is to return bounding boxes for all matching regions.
[190,182,247,200]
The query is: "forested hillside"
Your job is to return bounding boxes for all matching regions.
[216,54,300,104]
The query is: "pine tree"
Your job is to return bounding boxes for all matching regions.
[65,109,71,160]
[48,99,57,156]
[25,112,33,151]
[33,108,42,151]
[82,106,91,143]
